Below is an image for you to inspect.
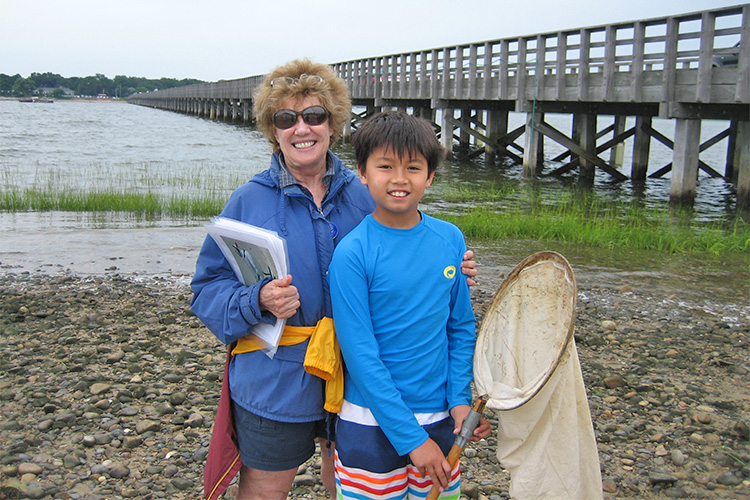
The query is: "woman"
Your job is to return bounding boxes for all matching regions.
[191,59,477,500]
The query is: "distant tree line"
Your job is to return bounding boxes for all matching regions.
[0,72,205,98]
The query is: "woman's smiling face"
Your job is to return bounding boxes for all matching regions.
[273,95,331,174]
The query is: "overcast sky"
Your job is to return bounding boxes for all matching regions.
[1,0,742,82]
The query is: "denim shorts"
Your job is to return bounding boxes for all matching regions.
[232,403,332,471]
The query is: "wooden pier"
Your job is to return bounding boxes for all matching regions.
[128,4,750,211]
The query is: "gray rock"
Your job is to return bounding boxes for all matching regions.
[163,464,179,478]
[169,391,187,405]
[192,448,209,463]
[184,412,205,428]
[670,449,686,466]
[293,474,316,486]
[648,472,678,484]
[109,464,130,479]
[89,383,111,395]
[155,402,175,415]
[1,420,22,431]
[63,454,81,468]
[23,485,45,499]
[663,486,689,498]
[716,471,742,486]
[171,477,193,490]
[17,463,43,475]
[119,406,139,416]
[90,464,109,475]
[135,419,160,434]
[122,436,143,449]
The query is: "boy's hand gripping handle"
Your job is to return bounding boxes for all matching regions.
[426,395,488,500]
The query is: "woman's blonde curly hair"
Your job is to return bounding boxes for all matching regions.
[253,59,351,153]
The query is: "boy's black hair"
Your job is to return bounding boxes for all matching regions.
[352,111,446,175]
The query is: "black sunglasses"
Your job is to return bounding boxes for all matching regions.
[272,105,329,130]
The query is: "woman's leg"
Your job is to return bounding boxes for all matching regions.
[236,465,297,500]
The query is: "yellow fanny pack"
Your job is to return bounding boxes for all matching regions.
[232,317,343,413]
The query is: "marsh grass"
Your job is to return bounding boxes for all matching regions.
[0,163,237,217]
[1,186,227,217]
[2,168,748,255]
[436,187,749,255]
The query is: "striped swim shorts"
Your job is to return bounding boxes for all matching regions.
[334,402,461,499]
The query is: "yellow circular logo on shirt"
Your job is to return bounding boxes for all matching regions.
[443,266,457,279]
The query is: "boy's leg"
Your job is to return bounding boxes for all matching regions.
[405,461,460,499]
[334,418,410,499]
[406,417,461,499]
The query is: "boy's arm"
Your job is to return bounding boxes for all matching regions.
[328,246,429,456]
[446,244,478,410]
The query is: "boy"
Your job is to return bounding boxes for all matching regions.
[328,111,489,499]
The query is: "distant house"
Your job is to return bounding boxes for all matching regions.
[97,93,108,99]
[33,87,75,97]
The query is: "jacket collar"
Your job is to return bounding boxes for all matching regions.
[253,151,356,201]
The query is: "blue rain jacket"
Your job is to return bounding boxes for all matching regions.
[191,152,374,422]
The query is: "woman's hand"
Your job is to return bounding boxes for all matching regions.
[461,250,478,286]
[259,274,300,319]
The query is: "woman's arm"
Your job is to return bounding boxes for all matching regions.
[461,249,477,286]
[190,235,276,345]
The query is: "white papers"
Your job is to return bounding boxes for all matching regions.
[206,217,289,357]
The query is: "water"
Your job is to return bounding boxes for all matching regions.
[0,100,271,200]
[0,99,747,310]
[0,100,739,219]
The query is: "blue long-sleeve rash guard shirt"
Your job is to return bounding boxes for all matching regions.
[328,213,477,456]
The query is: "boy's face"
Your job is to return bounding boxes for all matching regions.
[359,146,434,229]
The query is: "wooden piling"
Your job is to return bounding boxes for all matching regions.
[737,121,750,211]
[669,118,702,207]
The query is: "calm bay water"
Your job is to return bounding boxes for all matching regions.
[0,99,747,310]
[0,99,740,219]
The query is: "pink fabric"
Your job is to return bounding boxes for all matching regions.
[204,346,242,500]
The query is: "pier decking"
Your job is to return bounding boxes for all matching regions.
[127,4,750,210]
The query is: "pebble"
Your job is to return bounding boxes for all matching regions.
[17,464,42,475]
[601,320,618,331]
[671,449,686,466]
[603,375,626,389]
[0,272,748,499]
[109,464,130,479]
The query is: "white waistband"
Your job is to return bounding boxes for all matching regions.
[338,400,450,427]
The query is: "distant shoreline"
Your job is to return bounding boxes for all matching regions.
[0,96,127,103]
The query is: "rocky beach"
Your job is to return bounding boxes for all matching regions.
[0,264,748,499]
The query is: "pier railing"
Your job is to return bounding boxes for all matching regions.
[332,3,748,109]
[129,4,748,112]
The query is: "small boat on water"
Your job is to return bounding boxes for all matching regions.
[18,97,54,103]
